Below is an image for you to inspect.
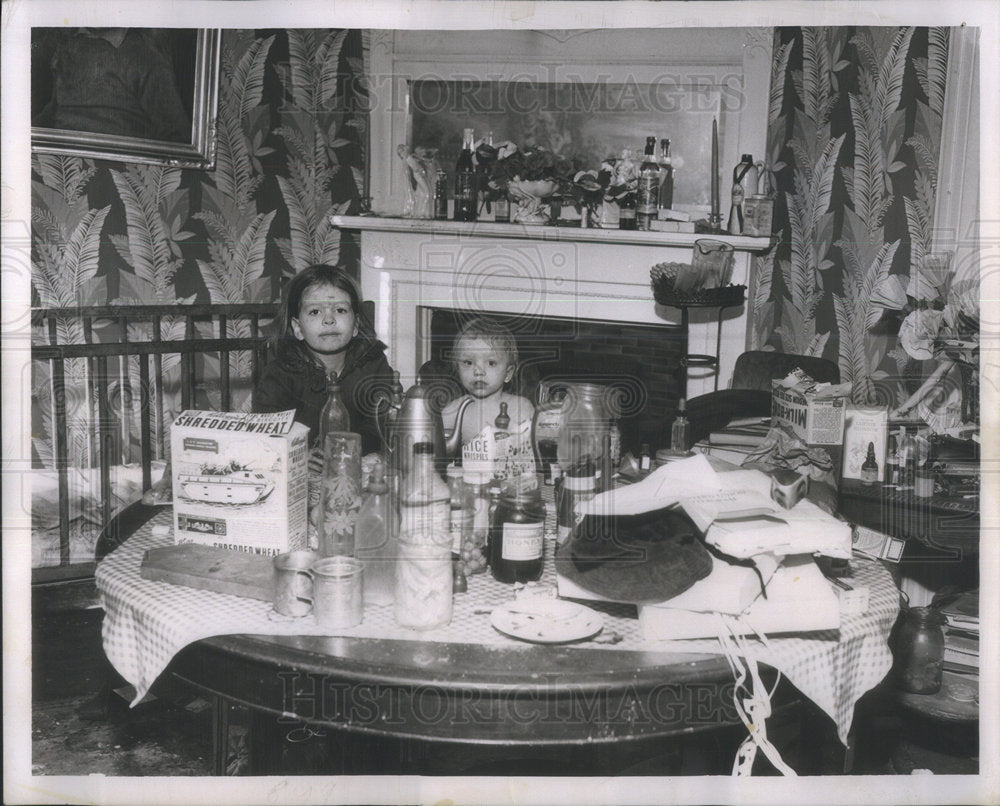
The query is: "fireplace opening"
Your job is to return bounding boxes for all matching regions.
[423,308,686,453]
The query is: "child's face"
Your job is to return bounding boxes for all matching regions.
[454,336,514,399]
[291,283,357,357]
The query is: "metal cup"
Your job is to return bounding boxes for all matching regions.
[273,550,319,617]
[311,556,364,630]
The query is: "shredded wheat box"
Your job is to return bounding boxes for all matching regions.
[170,410,309,556]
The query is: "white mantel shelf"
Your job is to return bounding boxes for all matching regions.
[332,215,773,253]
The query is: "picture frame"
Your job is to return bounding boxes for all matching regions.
[30,28,220,169]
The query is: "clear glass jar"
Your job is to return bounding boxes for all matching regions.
[895,606,945,694]
[556,383,614,490]
[460,471,491,575]
[318,432,362,557]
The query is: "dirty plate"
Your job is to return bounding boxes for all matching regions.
[491,599,603,644]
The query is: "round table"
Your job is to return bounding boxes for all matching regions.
[166,632,790,775]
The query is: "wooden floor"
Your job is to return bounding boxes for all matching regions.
[31,593,979,778]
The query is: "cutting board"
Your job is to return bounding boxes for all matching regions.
[140,543,274,601]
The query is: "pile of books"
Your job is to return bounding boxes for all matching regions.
[939,590,979,678]
[694,416,771,465]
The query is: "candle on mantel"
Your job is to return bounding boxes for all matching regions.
[711,118,720,224]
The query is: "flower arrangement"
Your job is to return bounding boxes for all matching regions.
[473,140,572,195]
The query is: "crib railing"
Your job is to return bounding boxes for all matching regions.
[31,304,277,582]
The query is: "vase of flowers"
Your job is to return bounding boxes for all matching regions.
[474,141,570,225]
[566,151,639,228]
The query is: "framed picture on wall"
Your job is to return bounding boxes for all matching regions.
[30,28,220,169]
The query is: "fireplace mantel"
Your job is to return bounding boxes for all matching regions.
[335,215,769,398]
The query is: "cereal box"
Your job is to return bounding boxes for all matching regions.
[170,410,309,556]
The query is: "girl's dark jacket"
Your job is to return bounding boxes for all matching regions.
[253,338,394,454]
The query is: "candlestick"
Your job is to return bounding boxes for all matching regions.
[710,118,720,229]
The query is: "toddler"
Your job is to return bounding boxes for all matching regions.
[442,317,535,447]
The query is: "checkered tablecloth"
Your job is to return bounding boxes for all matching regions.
[96,507,898,745]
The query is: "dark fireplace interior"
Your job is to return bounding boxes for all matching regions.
[425,308,686,453]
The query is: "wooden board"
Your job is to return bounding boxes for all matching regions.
[140,543,274,601]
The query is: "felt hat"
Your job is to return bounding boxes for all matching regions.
[554,506,712,604]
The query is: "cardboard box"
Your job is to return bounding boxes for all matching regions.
[171,410,309,556]
[771,370,851,446]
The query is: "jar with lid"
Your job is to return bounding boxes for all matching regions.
[556,383,614,492]
[489,483,545,583]
[894,606,946,694]
[459,471,491,575]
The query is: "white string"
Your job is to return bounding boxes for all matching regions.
[716,615,797,777]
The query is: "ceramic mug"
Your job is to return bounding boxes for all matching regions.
[273,550,320,617]
[311,556,364,630]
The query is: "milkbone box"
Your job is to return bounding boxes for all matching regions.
[170,410,309,556]
[771,369,851,446]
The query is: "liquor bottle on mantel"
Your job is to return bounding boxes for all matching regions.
[636,135,660,230]
[454,127,477,222]
[658,138,674,210]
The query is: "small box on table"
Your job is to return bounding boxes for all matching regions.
[170,410,309,556]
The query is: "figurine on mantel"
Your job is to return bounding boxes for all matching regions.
[397,145,437,219]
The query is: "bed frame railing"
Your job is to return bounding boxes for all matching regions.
[31,304,278,582]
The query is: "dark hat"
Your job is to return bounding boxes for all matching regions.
[555,506,712,604]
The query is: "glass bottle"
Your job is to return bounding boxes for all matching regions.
[318,431,362,557]
[557,458,595,545]
[445,463,469,558]
[658,138,674,210]
[354,461,398,606]
[490,483,545,583]
[316,373,350,450]
[885,432,899,487]
[639,442,653,475]
[861,441,880,486]
[671,397,691,452]
[636,135,660,230]
[394,442,453,630]
[618,193,637,230]
[433,169,449,220]
[894,606,945,694]
[454,127,477,222]
[898,426,918,491]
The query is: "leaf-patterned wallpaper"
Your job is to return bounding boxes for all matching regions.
[31,28,366,312]
[30,29,367,470]
[750,27,948,406]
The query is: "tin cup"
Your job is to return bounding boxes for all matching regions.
[311,556,364,630]
[273,550,320,617]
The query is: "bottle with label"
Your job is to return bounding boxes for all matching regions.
[671,398,691,452]
[885,432,899,487]
[639,443,653,476]
[557,458,596,544]
[493,402,511,478]
[860,441,880,486]
[490,483,545,583]
[354,461,398,606]
[636,136,660,230]
[658,138,674,210]
[897,426,918,491]
[454,127,477,222]
[394,442,453,629]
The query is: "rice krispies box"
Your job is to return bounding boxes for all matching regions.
[170,410,309,556]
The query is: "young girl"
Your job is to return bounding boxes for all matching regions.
[254,264,394,455]
[441,316,534,447]
[143,265,393,505]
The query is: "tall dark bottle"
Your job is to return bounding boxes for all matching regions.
[454,127,478,222]
[658,138,674,210]
[636,136,660,230]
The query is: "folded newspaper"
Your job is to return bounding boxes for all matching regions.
[576,455,851,559]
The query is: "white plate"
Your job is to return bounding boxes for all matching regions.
[490,599,603,644]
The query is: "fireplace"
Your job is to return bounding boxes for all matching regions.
[426,308,685,451]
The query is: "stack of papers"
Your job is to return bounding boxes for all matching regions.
[939,591,979,676]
